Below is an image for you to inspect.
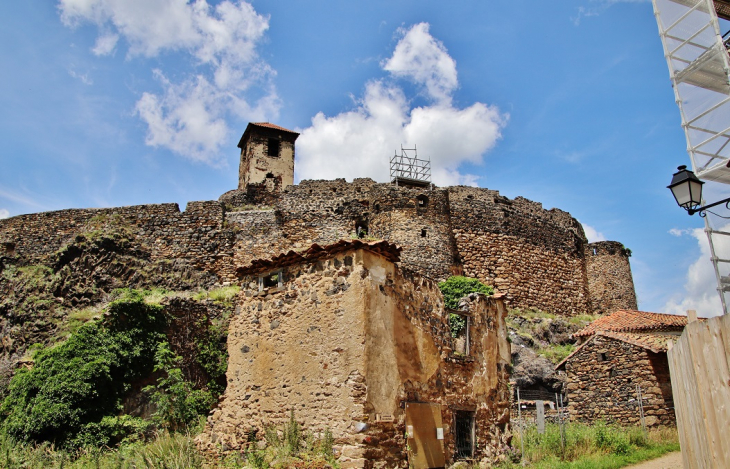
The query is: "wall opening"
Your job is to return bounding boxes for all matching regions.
[258,270,283,290]
[421,228,427,238]
[267,138,280,157]
[265,172,274,179]
[417,194,429,207]
[355,219,369,238]
[599,352,608,362]
[453,410,475,459]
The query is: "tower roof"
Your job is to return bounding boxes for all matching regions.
[237,122,299,148]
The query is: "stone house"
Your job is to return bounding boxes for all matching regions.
[556,310,692,427]
[198,239,512,468]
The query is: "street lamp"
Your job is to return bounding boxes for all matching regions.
[668,165,730,216]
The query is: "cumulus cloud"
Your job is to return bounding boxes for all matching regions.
[58,0,279,164]
[663,227,724,317]
[0,209,9,219]
[296,23,507,186]
[581,223,606,242]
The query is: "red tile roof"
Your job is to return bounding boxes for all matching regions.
[250,122,299,134]
[555,330,682,370]
[236,239,402,276]
[573,310,691,338]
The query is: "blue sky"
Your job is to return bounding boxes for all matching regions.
[0,0,721,315]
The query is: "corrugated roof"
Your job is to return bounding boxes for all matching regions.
[573,310,690,338]
[236,239,402,277]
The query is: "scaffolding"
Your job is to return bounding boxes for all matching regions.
[653,0,730,314]
[390,145,433,189]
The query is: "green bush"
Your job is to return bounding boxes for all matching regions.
[438,276,493,309]
[144,342,215,431]
[0,294,166,448]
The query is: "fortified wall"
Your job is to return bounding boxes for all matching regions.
[0,122,638,317]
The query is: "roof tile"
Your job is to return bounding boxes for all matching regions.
[573,310,691,338]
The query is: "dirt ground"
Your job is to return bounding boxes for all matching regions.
[626,452,683,469]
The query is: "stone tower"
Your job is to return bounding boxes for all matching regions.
[237,122,299,191]
[585,241,638,315]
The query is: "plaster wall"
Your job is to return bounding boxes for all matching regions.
[239,132,295,189]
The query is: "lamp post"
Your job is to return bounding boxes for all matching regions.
[668,165,730,216]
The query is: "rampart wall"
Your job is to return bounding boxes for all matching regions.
[585,241,638,314]
[0,202,236,277]
[0,179,637,317]
[448,187,591,315]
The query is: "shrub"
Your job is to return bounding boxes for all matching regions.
[438,276,493,309]
[0,295,166,448]
[144,342,215,431]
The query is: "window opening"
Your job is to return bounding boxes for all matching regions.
[449,313,469,356]
[259,270,283,290]
[592,248,597,256]
[454,411,475,459]
[267,138,280,157]
[599,352,608,362]
[266,172,274,179]
[421,228,427,238]
[417,194,429,207]
[355,219,369,239]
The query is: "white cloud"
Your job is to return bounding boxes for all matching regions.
[382,23,457,104]
[663,227,724,317]
[68,69,93,85]
[0,209,9,219]
[581,223,606,242]
[296,23,507,187]
[58,0,279,164]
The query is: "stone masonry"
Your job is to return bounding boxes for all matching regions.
[198,241,512,467]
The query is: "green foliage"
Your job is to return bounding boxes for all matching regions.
[448,313,467,338]
[0,295,166,448]
[500,422,679,468]
[144,342,214,431]
[438,276,493,309]
[538,343,576,364]
[193,286,240,304]
[195,322,228,397]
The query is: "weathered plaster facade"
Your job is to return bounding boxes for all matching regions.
[198,242,511,468]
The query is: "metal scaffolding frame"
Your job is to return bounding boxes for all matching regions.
[390,145,433,189]
[653,0,730,314]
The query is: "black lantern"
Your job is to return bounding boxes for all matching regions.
[668,165,704,212]
[668,165,730,216]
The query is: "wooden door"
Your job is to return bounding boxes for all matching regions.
[405,402,445,469]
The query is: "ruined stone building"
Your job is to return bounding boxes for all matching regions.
[0,122,642,465]
[0,122,638,318]
[198,239,511,467]
[556,310,692,427]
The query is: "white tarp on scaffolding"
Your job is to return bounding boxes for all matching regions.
[654,0,730,314]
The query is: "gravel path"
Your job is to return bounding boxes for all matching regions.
[625,452,683,469]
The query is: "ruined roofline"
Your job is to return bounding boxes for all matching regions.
[235,239,402,277]
[572,309,703,338]
[237,122,299,149]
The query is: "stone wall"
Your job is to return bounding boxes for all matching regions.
[564,335,675,427]
[585,241,637,315]
[1,178,638,318]
[0,201,236,277]
[448,187,591,316]
[198,249,511,467]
